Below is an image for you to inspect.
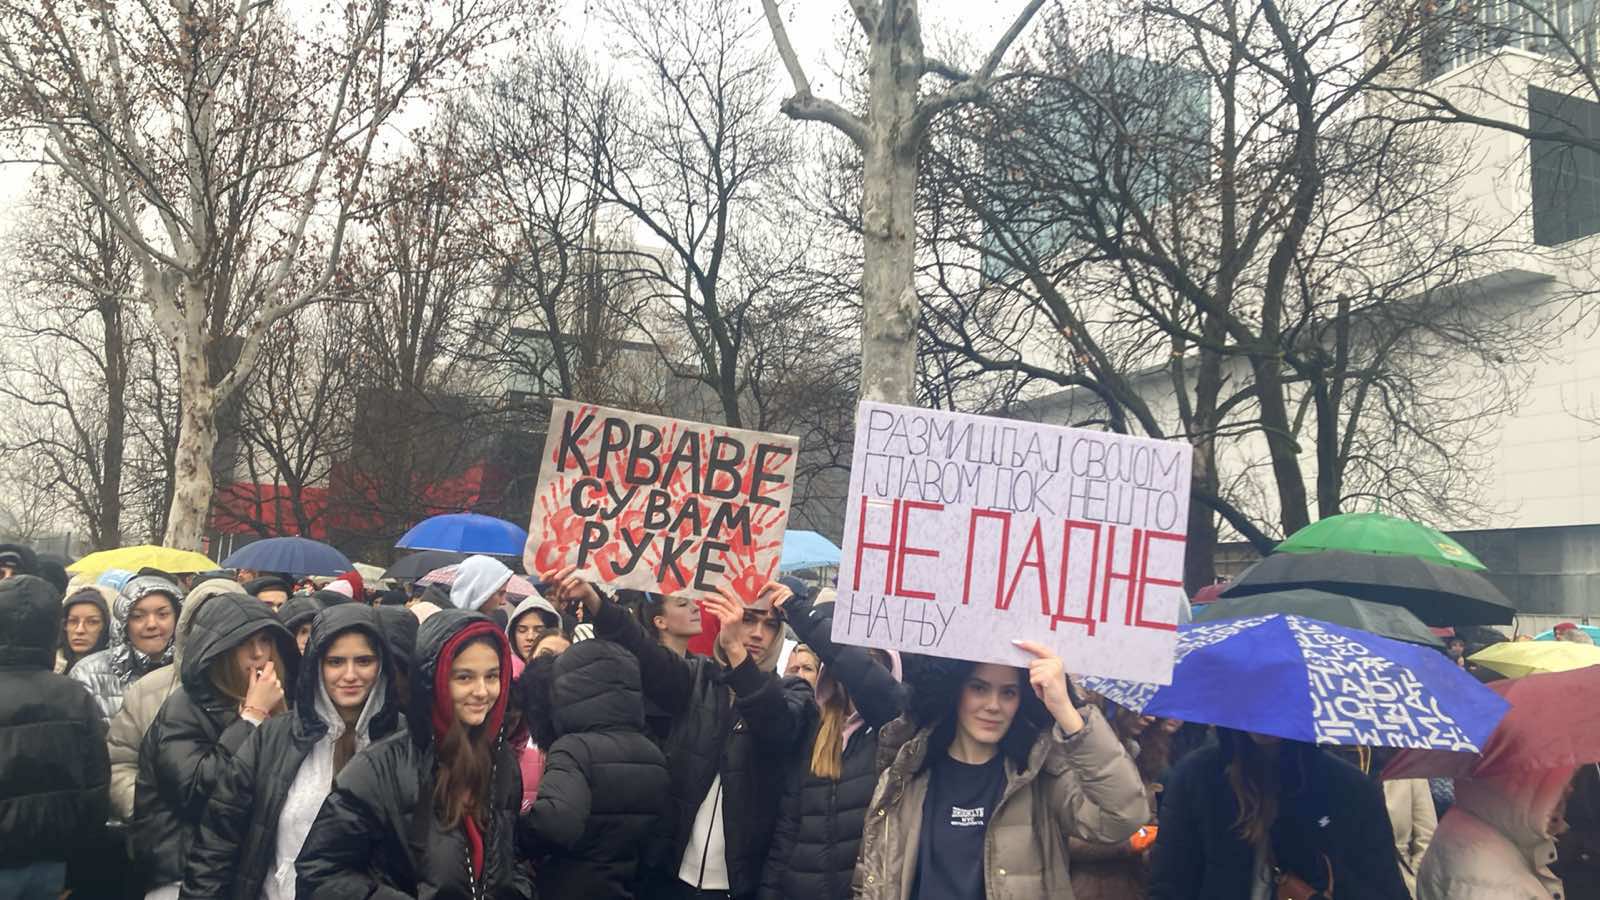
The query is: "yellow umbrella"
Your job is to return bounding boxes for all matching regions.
[1469,640,1600,678]
[66,545,219,579]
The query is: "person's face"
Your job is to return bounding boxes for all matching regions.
[740,607,781,661]
[1114,706,1155,738]
[127,594,177,655]
[785,649,819,687]
[480,587,509,615]
[532,634,570,659]
[232,632,275,678]
[296,623,313,655]
[654,596,702,638]
[0,563,15,579]
[449,641,501,728]
[1446,639,1465,660]
[236,569,259,583]
[64,601,106,654]
[957,663,1022,748]
[513,616,541,660]
[322,632,380,712]
[257,589,289,613]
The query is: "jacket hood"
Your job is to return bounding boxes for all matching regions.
[410,608,514,749]
[0,575,61,668]
[174,577,246,665]
[1453,765,1577,850]
[550,638,646,736]
[449,555,512,612]
[0,543,39,576]
[374,605,418,675]
[277,593,325,633]
[712,611,786,672]
[295,604,401,741]
[113,575,183,647]
[59,584,115,663]
[180,591,299,707]
[506,593,560,634]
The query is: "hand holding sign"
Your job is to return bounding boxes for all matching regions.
[703,588,751,668]
[543,565,602,620]
[1015,639,1084,736]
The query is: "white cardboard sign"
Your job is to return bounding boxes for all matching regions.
[831,401,1190,684]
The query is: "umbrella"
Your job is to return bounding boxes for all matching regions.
[1468,641,1600,678]
[397,513,528,555]
[223,537,354,578]
[1080,614,1509,751]
[1383,666,1600,778]
[1190,580,1230,605]
[417,565,540,600]
[67,545,219,578]
[1275,512,1486,571]
[780,530,841,572]
[383,550,469,581]
[1219,549,1515,626]
[1193,589,1443,647]
[1534,624,1600,642]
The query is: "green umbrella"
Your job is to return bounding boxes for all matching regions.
[1276,512,1486,571]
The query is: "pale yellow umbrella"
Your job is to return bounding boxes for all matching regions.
[66,545,219,579]
[1469,640,1600,679]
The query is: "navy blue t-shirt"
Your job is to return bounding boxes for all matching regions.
[912,751,1008,900]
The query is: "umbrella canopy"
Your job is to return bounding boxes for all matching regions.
[1383,666,1600,779]
[1534,624,1600,642]
[1193,589,1443,647]
[66,545,218,578]
[1275,512,1486,571]
[780,530,841,572]
[1468,641,1600,678]
[417,564,539,600]
[223,536,354,578]
[1080,614,1509,751]
[1190,580,1230,605]
[1219,549,1515,626]
[396,513,528,555]
[383,550,470,581]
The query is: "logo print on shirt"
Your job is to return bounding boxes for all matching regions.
[950,805,986,827]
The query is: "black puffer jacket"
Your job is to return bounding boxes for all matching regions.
[295,609,534,900]
[132,594,298,888]
[519,639,669,899]
[592,596,813,897]
[0,576,110,867]
[759,592,906,900]
[181,605,402,899]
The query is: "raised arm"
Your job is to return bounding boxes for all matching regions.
[781,590,906,728]
[546,566,695,714]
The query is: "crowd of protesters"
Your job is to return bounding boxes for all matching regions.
[0,541,1593,900]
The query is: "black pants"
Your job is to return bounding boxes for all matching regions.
[640,868,740,900]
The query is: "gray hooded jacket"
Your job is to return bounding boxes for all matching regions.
[71,575,183,718]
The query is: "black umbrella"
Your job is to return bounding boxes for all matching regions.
[1193,588,1444,647]
[382,550,469,581]
[1219,549,1515,627]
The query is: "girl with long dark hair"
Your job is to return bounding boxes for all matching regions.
[854,643,1148,899]
[295,608,533,900]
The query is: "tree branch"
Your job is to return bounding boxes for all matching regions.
[759,0,868,147]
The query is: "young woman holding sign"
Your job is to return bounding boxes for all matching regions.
[853,643,1148,900]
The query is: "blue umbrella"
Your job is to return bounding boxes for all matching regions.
[1080,614,1509,751]
[779,530,841,572]
[396,513,528,556]
[223,536,354,578]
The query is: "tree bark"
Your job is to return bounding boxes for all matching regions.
[165,337,218,550]
[97,294,127,550]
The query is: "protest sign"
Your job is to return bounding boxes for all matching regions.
[525,400,799,602]
[832,401,1191,684]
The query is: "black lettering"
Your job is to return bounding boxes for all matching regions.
[596,417,630,478]
[556,409,595,475]
[576,521,608,567]
[693,539,730,591]
[663,431,703,494]
[749,443,792,507]
[626,423,664,485]
[655,534,695,585]
[707,502,752,544]
[641,489,673,530]
[612,529,653,576]
[704,435,746,499]
[602,481,640,520]
[667,497,706,536]
[568,478,602,517]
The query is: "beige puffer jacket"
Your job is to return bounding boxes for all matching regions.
[853,707,1147,900]
[104,577,243,820]
[1415,765,1573,900]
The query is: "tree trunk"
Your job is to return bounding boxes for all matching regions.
[860,7,922,406]
[164,344,218,550]
[97,300,127,550]
[1251,355,1312,535]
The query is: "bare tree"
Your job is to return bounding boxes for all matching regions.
[0,0,527,548]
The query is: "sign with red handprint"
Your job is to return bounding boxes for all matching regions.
[526,400,799,603]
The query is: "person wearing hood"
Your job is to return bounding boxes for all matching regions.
[132,594,299,898]
[452,555,514,614]
[375,603,419,695]
[180,605,402,900]
[545,566,812,900]
[72,574,184,718]
[759,587,906,900]
[278,593,326,655]
[0,543,38,579]
[516,638,670,899]
[1416,765,1576,900]
[0,576,110,898]
[105,577,244,821]
[507,592,562,662]
[295,608,533,900]
[56,584,113,674]
[244,576,293,614]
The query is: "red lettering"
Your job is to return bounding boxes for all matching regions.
[1098,526,1144,625]
[962,509,1012,607]
[1001,521,1048,612]
[1051,519,1102,633]
[1134,530,1184,631]
[852,495,900,594]
[894,500,943,601]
